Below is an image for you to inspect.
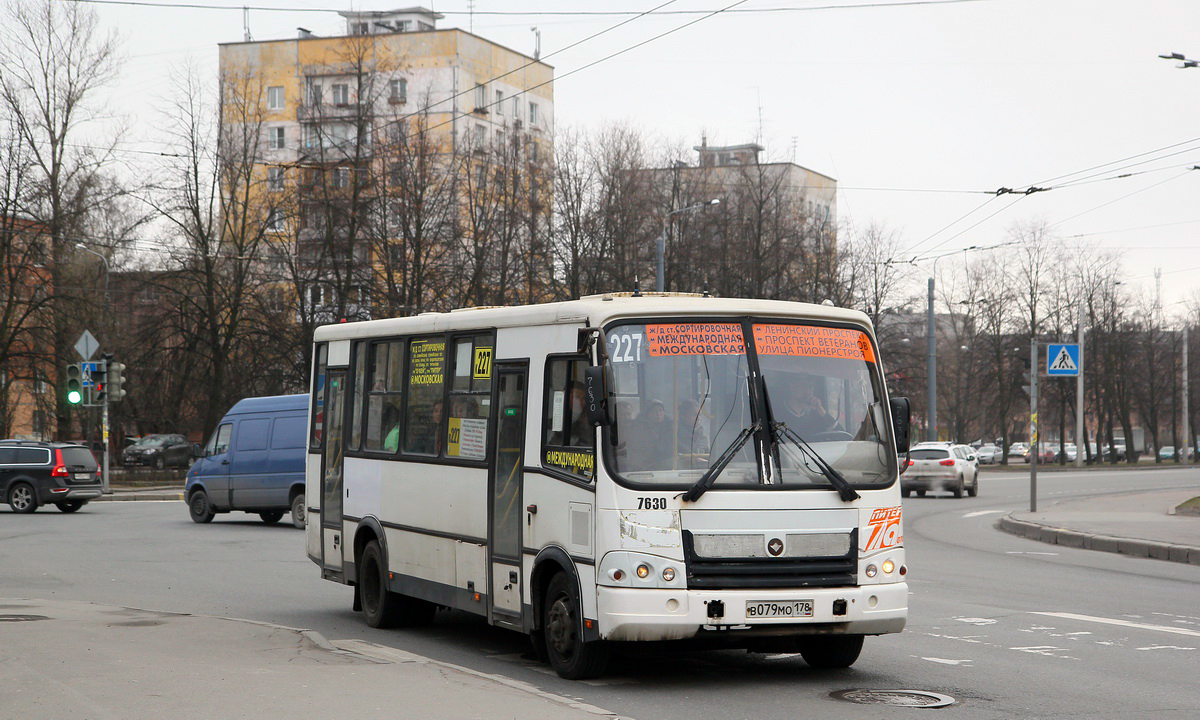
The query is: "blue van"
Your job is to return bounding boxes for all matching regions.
[185,394,308,527]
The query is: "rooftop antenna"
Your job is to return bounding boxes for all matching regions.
[531,26,541,60]
[790,136,798,163]
[243,5,252,42]
[702,280,711,298]
[632,275,643,297]
[468,0,475,33]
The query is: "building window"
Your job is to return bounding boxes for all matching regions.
[389,78,407,103]
[529,102,539,125]
[267,209,285,232]
[512,96,521,120]
[306,78,322,106]
[270,127,285,150]
[332,167,349,188]
[494,90,504,115]
[495,130,504,149]
[474,84,486,112]
[332,84,350,106]
[475,123,487,148]
[529,141,538,162]
[268,167,284,192]
[267,86,284,110]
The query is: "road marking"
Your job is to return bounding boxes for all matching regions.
[963,510,1005,518]
[921,657,972,666]
[1006,551,1060,556]
[1136,645,1196,651]
[1032,612,1200,638]
[955,617,997,626]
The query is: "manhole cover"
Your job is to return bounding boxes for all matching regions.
[831,689,955,708]
[0,614,49,622]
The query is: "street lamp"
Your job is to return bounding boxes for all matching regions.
[1158,51,1199,68]
[75,243,110,306]
[655,198,720,293]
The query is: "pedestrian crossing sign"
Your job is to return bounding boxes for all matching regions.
[1046,343,1080,376]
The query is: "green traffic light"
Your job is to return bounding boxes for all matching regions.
[67,389,83,404]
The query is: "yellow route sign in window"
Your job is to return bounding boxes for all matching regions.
[473,347,493,379]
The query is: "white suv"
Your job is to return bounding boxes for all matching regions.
[901,442,979,498]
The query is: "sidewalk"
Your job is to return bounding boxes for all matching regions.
[1,597,623,720]
[999,488,1200,565]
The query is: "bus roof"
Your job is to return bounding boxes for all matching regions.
[313,294,873,342]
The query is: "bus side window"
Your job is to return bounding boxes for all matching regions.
[445,335,491,460]
[404,337,446,456]
[365,340,405,453]
[542,357,595,480]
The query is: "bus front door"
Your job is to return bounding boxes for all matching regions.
[320,370,346,575]
[489,364,527,629]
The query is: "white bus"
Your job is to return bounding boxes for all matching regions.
[305,293,912,679]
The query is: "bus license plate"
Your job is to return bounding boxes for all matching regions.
[746,600,813,618]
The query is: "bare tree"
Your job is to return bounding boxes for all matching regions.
[0,0,122,437]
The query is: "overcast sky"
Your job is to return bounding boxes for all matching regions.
[86,0,1200,317]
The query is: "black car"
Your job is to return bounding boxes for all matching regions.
[123,434,194,469]
[1,440,103,513]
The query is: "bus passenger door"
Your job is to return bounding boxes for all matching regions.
[321,370,346,574]
[489,363,527,629]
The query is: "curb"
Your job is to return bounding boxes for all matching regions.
[94,491,183,502]
[998,515,1200,566]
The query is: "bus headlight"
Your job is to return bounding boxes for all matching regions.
[865,564,878,578]
[598,552,685,588]
[636,564,650,579]
[661,567,676,582]
[882,559,895,575]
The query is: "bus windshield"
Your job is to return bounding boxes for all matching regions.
[605,320,893,490]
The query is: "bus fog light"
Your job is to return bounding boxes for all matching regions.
[636,564,650,579]
[865,564,878,578]
[869,595,879,608]
[881,559,895,574]
[662,567,676,582]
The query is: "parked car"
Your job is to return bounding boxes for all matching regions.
[1,440,102,513]
[976,444,1003,464]
[1158,446,1177,461]
[186,394,308,527]
[123,434,195,469]
[1007,443,1029,462]
[1027,445,1055,463]
[902,442,979,498]
[1053,443,1077,463]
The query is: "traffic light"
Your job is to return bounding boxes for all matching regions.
[1019,356,1033,397]
[107,361,126,402]
[65,364,84,405]
[94,354,110,402]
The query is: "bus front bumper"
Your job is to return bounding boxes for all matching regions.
[596,582,907,642]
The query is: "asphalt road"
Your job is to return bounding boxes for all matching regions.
[2,467,1198,719]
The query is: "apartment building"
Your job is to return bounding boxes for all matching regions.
[218,7,554,319]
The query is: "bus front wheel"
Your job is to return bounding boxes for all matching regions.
[542,573,609,680]
[797,634,864,669]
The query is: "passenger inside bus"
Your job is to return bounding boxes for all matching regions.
[405,400,443,454]
[630,399,674,469]
[775,375,836,438]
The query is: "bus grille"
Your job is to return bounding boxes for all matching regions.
[682,529,858,590]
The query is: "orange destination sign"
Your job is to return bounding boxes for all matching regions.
[752,324,876,362]
[645,323,744,356]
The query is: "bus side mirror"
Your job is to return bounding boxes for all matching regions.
[583,366,609,427]
[889,396,911,454]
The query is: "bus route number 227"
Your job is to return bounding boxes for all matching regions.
[609,333,643,363]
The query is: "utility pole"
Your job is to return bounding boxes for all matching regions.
[927,277,937,441]
[1185,325,1192,465]
[1076,303,1084,468]
[1030,340,1038,512]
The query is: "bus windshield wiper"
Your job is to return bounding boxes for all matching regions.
[773,422,861,502]
[680,423,758,502]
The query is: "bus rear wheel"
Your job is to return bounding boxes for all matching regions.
[542,573,609,680]
[359,540,435,628]
[797,634,864,669]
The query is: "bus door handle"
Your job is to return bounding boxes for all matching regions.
[526,504,537,526]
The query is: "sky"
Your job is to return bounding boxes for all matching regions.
[72,0,1200,319]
